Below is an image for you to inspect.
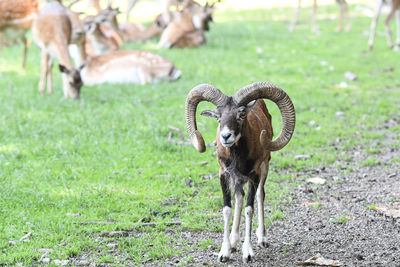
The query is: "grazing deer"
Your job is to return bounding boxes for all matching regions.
[158,2,214,48]
[289,0,350,33]
[32,3,83,99]
[368,0,400,50]
[0,0,39,68]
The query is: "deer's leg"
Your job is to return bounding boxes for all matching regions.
[39,50,48,95]
[395,7,400,49]
[369,0,384,50]
[385,7,397,48]
[0,33,3,73]
[218,170,232,262]
[47,57,54,94]
[242,175,259,263]
[126,0,140,21]
[289,0,301,31]
[312,0,319,33]
[230,187,244,251]
[256,161,269,248]
[335,0,350,32]
[21,36,29,69]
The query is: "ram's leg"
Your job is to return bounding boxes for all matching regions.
[230,188,244,251]
[242,178,259,263]
[218,170,232,262]
[368,0,383,50]
[256,161,269,248]
[289,0,301,31]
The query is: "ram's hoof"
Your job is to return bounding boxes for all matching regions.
[243,254,254,263]
[218,255,230,262]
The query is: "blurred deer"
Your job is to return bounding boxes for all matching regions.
[158,1,214,48]
[32,2,83,99]
[368,0,400,50]
[0,0,39,68]
[289,0,350,33]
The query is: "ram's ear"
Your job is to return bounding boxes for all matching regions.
[246,100,257,112]
[200,109,219,119]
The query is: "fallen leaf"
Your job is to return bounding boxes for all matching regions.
[307,177,326,185]
[375,206,400,218]
[298,253,342,266]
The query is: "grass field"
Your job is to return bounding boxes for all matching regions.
[1,2,399,265]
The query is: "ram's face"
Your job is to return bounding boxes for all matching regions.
[201,100,256,148]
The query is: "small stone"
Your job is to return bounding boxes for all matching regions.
[66,213,81,217]
[295,154,311,160]
[41,258,51,263]
[8,241,16,246]
[307,177,326,185]
[345,71,357,81]
[53,260,70,266]
[256,47,263,54]
[309,120,316,126]
[388,173,397,178]
[335,111,344,118]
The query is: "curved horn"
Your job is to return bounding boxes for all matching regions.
[185,84,228,153]
[233,82,296,151]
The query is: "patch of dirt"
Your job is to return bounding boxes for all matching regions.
[144,118,400,266]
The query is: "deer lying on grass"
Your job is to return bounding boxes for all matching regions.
[120,13,172,42]
[185,82,296,263]
[32,3,83,99]
[368,0,400,50]
[79,50,181,85]
[0,0,39,68]
[158,1,214,48]
[289,0,350,32]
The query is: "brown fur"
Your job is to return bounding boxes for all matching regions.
[216,100,273,177]
[0,0,39,68]
[32,3,82,98]
[368,0,400,50]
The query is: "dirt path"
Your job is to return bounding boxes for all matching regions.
[151,119,400,266]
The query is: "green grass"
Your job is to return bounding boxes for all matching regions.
[1,3,400,265]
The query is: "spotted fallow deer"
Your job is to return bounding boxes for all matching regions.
[79,50,181,85]
[289,0,350,33]
[32,3,83,99]
[368,0,400,50]
[0,0,39,68]
[158,2,214,48]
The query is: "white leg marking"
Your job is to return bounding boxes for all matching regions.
[368,0,383,49]
[218,206,232,262]
[230,193,243,250]
[395,9,400,48]
[242,206,254,263]
[256,162,268,248]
